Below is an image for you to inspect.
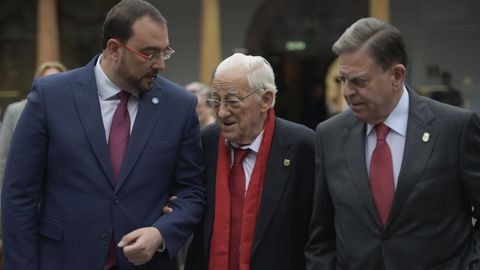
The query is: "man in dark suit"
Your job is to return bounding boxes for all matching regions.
[183,53,314,270]
[305,17,480,270]
[1,1,205,269]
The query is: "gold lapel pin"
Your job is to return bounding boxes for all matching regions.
[422,132,430,142]
[283,159,290,167]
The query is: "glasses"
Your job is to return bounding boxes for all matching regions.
[206,89,261,109]
[113,39,175,61]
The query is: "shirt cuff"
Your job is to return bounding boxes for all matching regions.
[157,236,166,252]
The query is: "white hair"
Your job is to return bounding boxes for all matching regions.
[214,53,277,107]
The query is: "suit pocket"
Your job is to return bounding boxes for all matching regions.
[38,217,64,242]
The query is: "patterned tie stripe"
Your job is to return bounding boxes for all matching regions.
[104,90,131,270]
[229,148,250,270]
[370,123,394,225]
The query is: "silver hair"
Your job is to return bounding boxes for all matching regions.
[332,17,407,70]
[214,53,277,107]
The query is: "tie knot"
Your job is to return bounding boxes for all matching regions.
[117,91,131,103]
[375,123,390,141]
[232,148,250,165]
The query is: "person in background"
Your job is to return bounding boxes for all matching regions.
[185,82,216,128]
[429,71,464,107]
[0,61,67,187]
[0,60,66,270]
[1,0,205,269]
[0,107,3,132]
[183,53,315,270]
[175,81,215,270]
[305,17,480,270]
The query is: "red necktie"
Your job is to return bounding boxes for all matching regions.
[104,91,131,270]
[108,91,131,180]
[229,148,250,270]
[370,123,394,225]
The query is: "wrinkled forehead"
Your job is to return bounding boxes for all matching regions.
[212,68,250,96]
[337,49,379,75]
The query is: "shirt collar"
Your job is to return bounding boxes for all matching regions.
[95,54,123,100]
[367,85,409,136]
[225,130,264,154]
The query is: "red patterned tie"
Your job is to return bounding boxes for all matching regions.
[104,91,131,270]
[370,123,394,225]
[229,148,250,270]
[108,91,131,180]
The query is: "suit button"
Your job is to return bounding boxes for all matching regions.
[113,197,120,205]
[102,233,110,241]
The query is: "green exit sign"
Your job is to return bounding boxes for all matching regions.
[286,41,306,51]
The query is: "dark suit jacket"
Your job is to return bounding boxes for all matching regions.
[306,88,480,270]
[185,117,314,270]
[1,56,206,270]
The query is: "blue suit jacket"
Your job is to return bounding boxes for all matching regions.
[1,56,206,270]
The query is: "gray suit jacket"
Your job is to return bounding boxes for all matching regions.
[306,88,480,270]
[0,100,26,197]
[185,117,315,270]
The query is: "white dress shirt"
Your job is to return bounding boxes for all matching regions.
[94,55,167,252]
[366,86,409,189]
[94,55,139,142]
[228,130,264,194]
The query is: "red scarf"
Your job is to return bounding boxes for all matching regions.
[209,109,275,270]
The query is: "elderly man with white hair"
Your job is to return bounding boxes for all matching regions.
[184,53,315,270]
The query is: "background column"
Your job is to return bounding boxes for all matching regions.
[37,0,60,66]
[200,0,221,84]
[369,0,390,21]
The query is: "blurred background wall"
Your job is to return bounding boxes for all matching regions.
[0,0,478,128]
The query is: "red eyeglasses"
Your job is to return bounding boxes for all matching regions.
[113,39,175,61]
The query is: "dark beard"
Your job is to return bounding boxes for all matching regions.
[118,57,155,93]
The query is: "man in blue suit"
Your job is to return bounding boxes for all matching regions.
[1,0,205,269]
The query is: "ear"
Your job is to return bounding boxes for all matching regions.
[391,64,406,88]
[260,90,274,112]
[105,39,122,60]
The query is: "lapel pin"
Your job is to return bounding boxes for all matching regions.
[151,97,159,104]
[283,159,290,167]
[422,132,430,142]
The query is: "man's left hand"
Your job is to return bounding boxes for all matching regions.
[118,227,163,265]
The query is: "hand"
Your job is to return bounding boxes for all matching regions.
[117,227,163,265]
[162,195,177,214]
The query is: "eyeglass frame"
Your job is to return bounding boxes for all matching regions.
[112,38,175,61]
[206,89,262,109]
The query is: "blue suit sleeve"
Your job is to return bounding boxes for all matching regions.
[152,94,206,258]
[1,80,48,269]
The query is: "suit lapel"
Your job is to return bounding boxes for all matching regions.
[72,56,116,187]
[386,90,437,227]
[203,128,221,258]
[343,115,382,227]
[114,83,168,192]
[71,59,170,190]
[251,119,292,255]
